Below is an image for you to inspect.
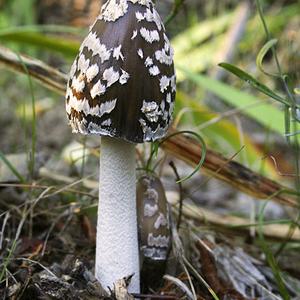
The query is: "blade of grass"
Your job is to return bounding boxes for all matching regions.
[0,24,83,35]
[178,65,286,135]
[0,31,79,57]
[256,38,279,77]
[17,53,36,178]
[218,63,289,106]
[0,151,25,183]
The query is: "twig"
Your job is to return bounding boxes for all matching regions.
[0,45,67,94]
[163,128,298,207]
[169,201,300,241]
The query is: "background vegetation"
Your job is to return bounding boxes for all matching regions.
[0,0,299,299]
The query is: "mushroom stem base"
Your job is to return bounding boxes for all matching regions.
[96,136,140,293]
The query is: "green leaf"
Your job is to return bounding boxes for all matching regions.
[218,63,289,106]
[0,151,25,183]
[0,25,83,36]
[178,65,285,135]
[0,31,80,57]
[256,39,279,77]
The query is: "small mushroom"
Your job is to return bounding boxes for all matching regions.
[65,0,176,293]
[136,174,171,291]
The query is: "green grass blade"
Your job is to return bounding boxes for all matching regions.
[16,53,36,178]
[0,151,25,183]
[0,31,79,57]
[218,63,289,105]
[0,24,83,35]
[178,66,285,135]
[256,39,279,77]
[161,130,206,183]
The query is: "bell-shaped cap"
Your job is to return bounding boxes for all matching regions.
[66,0,176,143]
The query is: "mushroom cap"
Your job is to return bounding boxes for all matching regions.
[66,0,176,143]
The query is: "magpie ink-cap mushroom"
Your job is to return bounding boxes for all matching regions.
[65,0,176,293]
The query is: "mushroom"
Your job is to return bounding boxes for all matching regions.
[136,174,171,291]
[65,0,176,293]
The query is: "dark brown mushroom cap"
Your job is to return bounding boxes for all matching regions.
[66,0,176,143]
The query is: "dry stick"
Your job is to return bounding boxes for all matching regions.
[162,130,298,207]
[0,45,298,208]
[175,202,300,241]
[0,45,67,93]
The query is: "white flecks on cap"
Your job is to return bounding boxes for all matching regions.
[145,188,159,202]
[113,45,124,61]
[141,100,161,123]
[135,8,162,31]
[152,9,163,31]
[69,60,78,78]
[155,48,173,66]
[71,76,85,93]
[154,213,168,230]
[87,122,117,136]
[137,48,144,59]
[98,99,117,117]
[101,119,112,127]
[99,0,129,22]
[163,33,170,48]
[103,67,120,87]
[119,69,130,85]
[66,92,77,114]
[147,233,170,248]
[159,76,170,93]
[160,99,165,112]
[67,96,117,118]
[140,28,160,43]
[144,204,158,217]
[166,93,171,103]
[131,30,138,40]
[170,75,176,92]
[149,65,160,76]
[145,57,153,67]
[68,98,115,124]
[139,119,169,141]
[130,0,151,6]
[91,80,106,99]
[86,64,100,82]
[136,11,144,22]
[67,95,89,115]
[81,32,111,63]
[142,247,168,260]
[78,54,90,73]
[169,101,175,116]
[71,118,88,134]
[100,0,151,22]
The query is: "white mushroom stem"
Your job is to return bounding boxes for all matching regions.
[96,136,140,293]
